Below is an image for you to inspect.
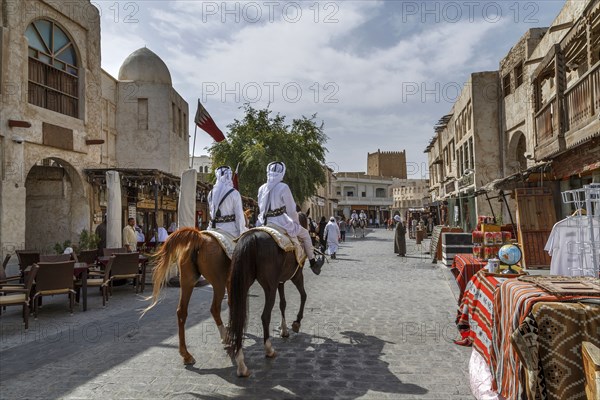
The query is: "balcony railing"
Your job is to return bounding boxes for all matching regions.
[535,97,557,143]
[564,62,599,131]
[337,196,393,206]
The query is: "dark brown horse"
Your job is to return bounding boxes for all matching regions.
[227,217,312,377]
[144,227,230,365]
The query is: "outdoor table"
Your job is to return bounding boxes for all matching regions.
[511,301,599,399]
[490,278,600,399]
[454,271,517,365]
[97,254,149,292]
[73,262,88,312]
[450,254,487,303]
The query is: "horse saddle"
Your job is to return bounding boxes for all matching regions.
[249,225,307,267]
[202,229,237,259]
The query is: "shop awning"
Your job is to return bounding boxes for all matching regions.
[84,168,257,207]
[475,161,553,196]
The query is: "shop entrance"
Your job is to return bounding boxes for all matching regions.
[515,187,556,269]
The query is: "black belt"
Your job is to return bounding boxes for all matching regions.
[213,214,235,223]
[265,206,286,217]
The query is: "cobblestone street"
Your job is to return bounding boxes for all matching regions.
[0,229,472,399]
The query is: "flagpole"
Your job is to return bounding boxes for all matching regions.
[191,123,198,169]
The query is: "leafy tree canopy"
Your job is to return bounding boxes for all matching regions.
[208,105,328,203]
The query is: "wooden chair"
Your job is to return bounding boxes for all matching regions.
[31,261,76,318]
[1,254,25,310]
[107,253,141,295]
[0,265,38,329]
[39,254,72,262]
[16,250,40,280]
[1,254,21,286]
[103,247,128,257]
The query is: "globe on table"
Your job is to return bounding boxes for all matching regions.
[498,244,522,266]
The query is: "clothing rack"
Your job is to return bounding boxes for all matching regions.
[560,184,600,277]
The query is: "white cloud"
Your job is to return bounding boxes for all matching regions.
[99,0,564,172]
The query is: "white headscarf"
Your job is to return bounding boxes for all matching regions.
[394,215,401,222]
[258,161,286,214]
[210,166,234,219]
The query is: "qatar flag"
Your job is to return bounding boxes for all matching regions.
[194,100,225,142]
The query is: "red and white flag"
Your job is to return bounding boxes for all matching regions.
[194,100,225,142]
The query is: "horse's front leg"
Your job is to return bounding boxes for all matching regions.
[261,287,277,358]
[290,270,307,333]
[177,269,196,365]
[277,283,289,338]
[209,278,227,344]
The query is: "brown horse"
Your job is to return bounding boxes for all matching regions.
[144,227,230,365]
[227,220,314,377]
[144,211,307,368]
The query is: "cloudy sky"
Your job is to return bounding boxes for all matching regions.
[96,0,566,176]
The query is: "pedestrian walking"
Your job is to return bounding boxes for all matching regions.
[324,217,341,259]
[317,216,327,251]
[338,217,347,242]
[394,215,406,257]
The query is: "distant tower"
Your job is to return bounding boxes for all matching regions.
[367,149,407,179]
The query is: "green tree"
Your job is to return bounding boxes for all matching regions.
[208,105,328,203]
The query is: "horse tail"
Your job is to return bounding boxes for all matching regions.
[142,227,204,316]
[227,232,257,357]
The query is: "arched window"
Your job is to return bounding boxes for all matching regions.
[516,135,527,171]
[26,19,79,118]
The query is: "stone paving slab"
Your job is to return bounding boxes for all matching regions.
[0,229,473,399]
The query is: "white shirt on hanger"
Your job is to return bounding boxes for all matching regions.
[544,216,600,276]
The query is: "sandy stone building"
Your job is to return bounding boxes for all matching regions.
[0,0,189,257]
[425,72,502,233]
[300,165,338,221]
[391,179,430,219]
[334,172,393,225]
[367,149,407,179]
[425,0,600,268]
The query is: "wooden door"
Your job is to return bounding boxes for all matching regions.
[515,187,557,269]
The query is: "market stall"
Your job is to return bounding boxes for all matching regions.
[455,271,600,399]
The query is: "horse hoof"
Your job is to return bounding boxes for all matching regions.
[266,350,277,358]
[183,356,196,365]
[281,330,289,338]
[237,368,251,378]
[292,321,300,333]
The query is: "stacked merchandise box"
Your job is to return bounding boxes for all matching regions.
[472,225,512,261]
[441,233,473,266]
[430,226,463,263]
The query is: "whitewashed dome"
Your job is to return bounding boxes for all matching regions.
[118,47,172,85]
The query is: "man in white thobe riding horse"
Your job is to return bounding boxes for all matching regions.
[350,210,358,224]
[207,165,247,237]
[359,210,367,223]
[257,161,324,275]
